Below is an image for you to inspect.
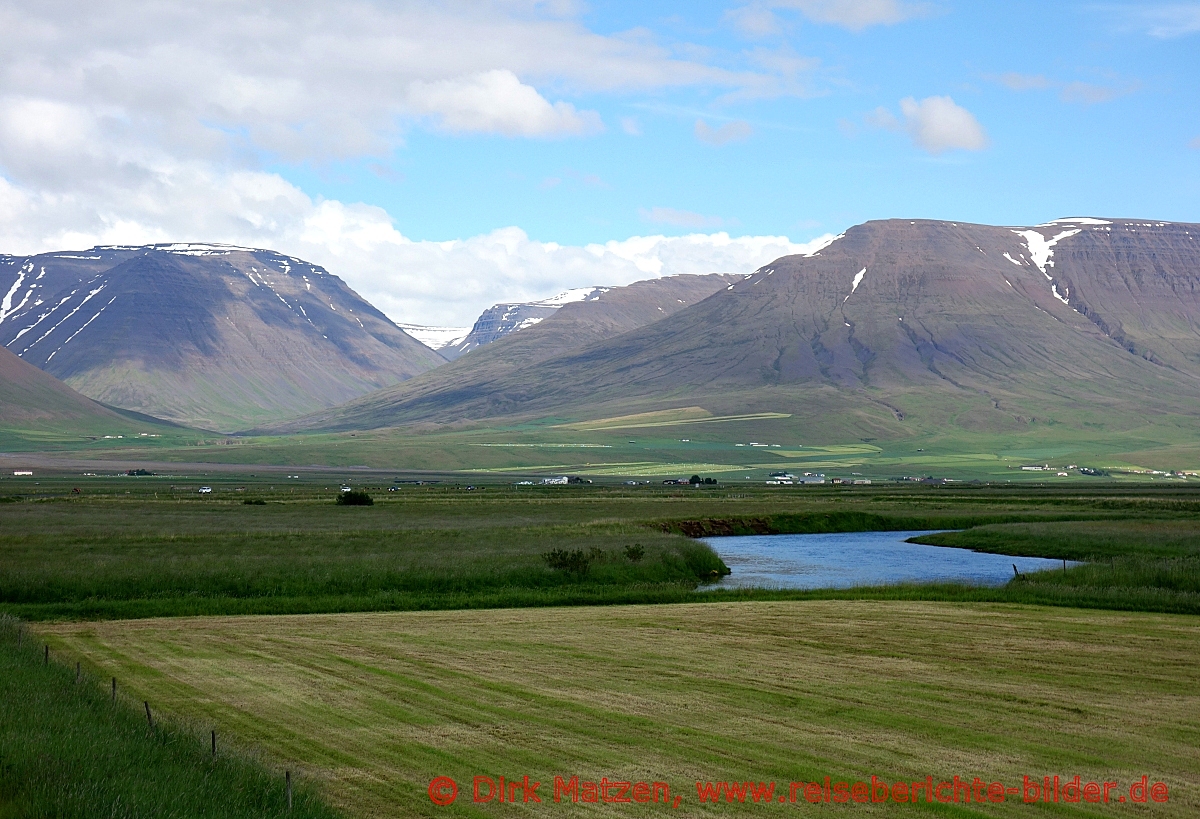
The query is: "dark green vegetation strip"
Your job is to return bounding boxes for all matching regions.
[0,616,339,819]
[1,480,1198,620]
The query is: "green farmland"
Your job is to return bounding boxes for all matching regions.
[40,601,1200,818]
[3,475,1200,817]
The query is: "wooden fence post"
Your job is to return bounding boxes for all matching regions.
[76,661,81,683]
[111,677,117,701]
[286,771,293,812]
[211,730,217,758]
[1012,564,1020,579]
[43,645,48,665]
[144,701,153,728]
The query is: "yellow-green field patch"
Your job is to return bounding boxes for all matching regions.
[41,601,1200,818]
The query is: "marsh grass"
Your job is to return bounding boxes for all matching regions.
[2,483,1198,619]
[0,615,340,819]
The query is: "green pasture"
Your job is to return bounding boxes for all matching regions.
[2,479,1198,619]
[39,601,1200,818]
[4,395,1200,483]
[0,616,339,819]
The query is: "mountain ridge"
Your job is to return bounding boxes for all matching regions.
[0,244,443,430]
[270,217,1200,441]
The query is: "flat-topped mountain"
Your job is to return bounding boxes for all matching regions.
[277,218,1200,440]
[0,244,443,430]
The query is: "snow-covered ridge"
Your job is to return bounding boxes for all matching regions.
[398,323,471,350]
[529,286,609,307]
[93,242,263,256]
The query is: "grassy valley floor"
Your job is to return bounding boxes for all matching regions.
[39,601,1200,818]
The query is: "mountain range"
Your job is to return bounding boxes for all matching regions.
[270,218,1200,444]
[266,272,743,432]
[0,244,442,430]
[4,219,1198,461]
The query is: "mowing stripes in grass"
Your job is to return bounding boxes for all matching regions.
[40,601,1200,818]
[0,616,341,819]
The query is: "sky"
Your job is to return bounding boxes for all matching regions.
[0,0,1197,327]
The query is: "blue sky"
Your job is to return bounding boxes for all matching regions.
[275,1,1200,245]
[1,1,1197,325]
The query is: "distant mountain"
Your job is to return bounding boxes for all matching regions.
[0,244,444,430]
[438,287,611,360]
[396,323,470,353]
[276,218,1200,441]
[267,273,742,431]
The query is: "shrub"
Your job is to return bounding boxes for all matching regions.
[335,490,373,506]
[542,549,590,575]
[243,499,266,506]
[624,544,645,563]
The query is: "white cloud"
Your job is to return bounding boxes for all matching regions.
[1128,3,1200,37]
[864,106,900,130]
[0,0,840,332]
[869,96,988,155]
[727,5,785,36]
[0,0,758,176]
[731,0,924,32]
[695,119,754,145]
[620,116,643,136]
[1059,81,1134,105]
[990,72,1135,106]
[407,70,602,136]
[0,162,825,327]
[996,72,1051,91]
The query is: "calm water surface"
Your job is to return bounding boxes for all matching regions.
[702,531,1074,590]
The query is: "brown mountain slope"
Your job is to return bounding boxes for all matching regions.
[277,218,1200,439]
[0,245,444,430]
[266,272,741,432]
[0,345,141,427]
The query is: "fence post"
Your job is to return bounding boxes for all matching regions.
[144,701,153,728]
[111,677,117,701]
[286,771,293,812]
[1012,564,1020,579]
[43,645,48,665]
[76,661,81,683]
[212,730,217,758]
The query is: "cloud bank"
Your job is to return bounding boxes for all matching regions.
[0,165,824,327]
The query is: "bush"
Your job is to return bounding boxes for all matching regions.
[335,490,373,506]
[624,544,645,563]
[243,499,266,506]
[542,549,591,575]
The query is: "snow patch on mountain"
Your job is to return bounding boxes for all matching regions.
[844,268,866,302]
[1013,228,1081,275]
[398,324,471,351]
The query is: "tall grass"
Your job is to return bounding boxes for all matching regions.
[0,616,340,819]
[2,485,1197,620]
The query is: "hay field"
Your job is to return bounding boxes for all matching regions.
[42,601,1200,818]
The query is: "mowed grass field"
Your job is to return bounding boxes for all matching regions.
[42,601,1200,818]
